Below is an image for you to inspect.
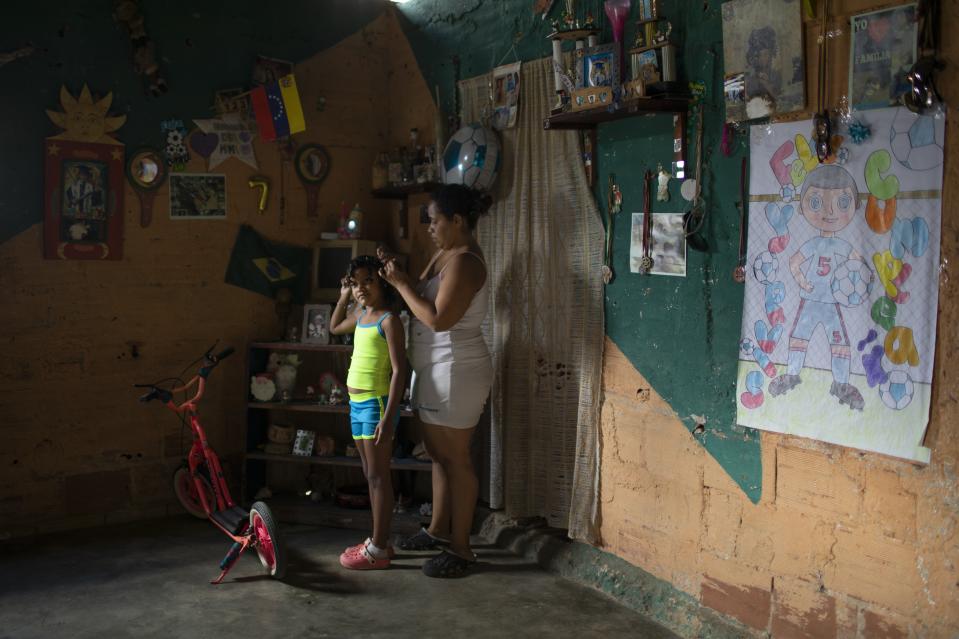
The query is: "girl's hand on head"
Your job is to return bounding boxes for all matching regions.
[339,276,352,300]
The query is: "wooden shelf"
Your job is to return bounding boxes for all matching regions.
[371,182,441,199]
[543,97,689,130]
[248,402,414,417]
[246,451,432,472]
[251,341,352,353]
[628,41,675,55]
[547,27,599,41]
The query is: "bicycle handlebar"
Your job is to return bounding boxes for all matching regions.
[134,343,234,406]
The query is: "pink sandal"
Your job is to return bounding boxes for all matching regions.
[340,541,391,570]
[344,538,395,559]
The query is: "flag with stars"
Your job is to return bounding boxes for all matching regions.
[224,224,311,303]
[251,74,306,142]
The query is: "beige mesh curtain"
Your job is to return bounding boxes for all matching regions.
[459,57,605,542]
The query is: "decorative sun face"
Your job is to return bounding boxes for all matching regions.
[46,84,126,144]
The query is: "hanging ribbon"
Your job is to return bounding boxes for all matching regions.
[734,157,748,283]
[640,170,654,274]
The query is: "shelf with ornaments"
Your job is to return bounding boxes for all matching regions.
[242,340,417,502]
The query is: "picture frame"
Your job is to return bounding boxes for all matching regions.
[43,139,124,260]
[302,303,331,344]
[848,4,917,111]
[169,173,227,219]
[577,44,620,93]
[292,429,316,456]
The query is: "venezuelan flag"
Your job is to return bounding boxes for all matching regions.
[251,74,306,141]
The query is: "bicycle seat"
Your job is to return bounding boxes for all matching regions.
[212,506,249,535]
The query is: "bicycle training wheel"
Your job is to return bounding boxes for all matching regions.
[250,501,286,579]
[172,466,214,519]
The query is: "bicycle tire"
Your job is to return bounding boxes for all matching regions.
[250,501,286,579]
[172,466,214,519]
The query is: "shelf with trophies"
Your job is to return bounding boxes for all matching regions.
[543,0,689,131]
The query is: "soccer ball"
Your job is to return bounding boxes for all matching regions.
[442,123,502,191]
[890,108,944,171]
[878,370,915,410]
[831,258,874,307]
[752,251,778,284]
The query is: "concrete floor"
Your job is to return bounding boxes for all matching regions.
[0,517,678,639]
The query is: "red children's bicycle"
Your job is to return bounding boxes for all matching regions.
[136,345,286,584]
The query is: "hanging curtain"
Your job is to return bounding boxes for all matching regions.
[459,57,605,542]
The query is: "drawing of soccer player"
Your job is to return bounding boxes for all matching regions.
[769,164,865,410]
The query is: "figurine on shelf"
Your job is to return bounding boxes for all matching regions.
[329,385,345,406]
[584,11,595,27]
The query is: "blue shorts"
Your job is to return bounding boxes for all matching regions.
[791,299,849,346]
[349,395,399,440]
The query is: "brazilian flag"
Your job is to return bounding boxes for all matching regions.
[224,224,311,304]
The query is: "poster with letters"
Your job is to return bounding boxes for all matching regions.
[736,107,943,463]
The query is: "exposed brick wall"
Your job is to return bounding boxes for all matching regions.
[601,339,959,638]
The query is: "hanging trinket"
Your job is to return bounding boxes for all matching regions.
[640,170,654,275]
[603,173,622,284]
[847,119,871,144]
[733,157,748,283]
[813,110,832,163]
[656,163,671,202]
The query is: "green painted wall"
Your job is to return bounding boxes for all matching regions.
[398,0,761,501]
[0,0,387,244]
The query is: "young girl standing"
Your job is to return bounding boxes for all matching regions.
[330,255,406,570]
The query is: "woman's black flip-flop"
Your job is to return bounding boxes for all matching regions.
[398,526,450,551]
[421,550,475,578]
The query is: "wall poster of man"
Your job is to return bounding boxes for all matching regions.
[721,0,805,122]
[43,139,124,260]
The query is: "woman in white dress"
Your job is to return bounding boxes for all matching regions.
[380,184,493,578]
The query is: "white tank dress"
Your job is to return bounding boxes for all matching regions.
[409,252,493,428]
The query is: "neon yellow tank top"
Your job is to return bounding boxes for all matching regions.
[346,311,392,395]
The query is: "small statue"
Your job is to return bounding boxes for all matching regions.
[329,385,345,405]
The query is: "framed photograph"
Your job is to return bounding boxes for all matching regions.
[630,212,687,277]
[302,303,331,344]
[169,173,227,219]
[849,4,917,111]
[638,0,657,21]
[721,0,805,122]
[577,44,620,92]
[292,429,316,456]
[44,139,124,260]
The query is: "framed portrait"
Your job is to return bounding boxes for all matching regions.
[43,139,124,260]
[849,4,917,111]
[169,173,227,219]
[577,44,620,92]
[721,0,805,122]
[302,303,331,344]
[292,429,316,456]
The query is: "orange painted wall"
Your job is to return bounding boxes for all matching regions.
[0,12,428,537]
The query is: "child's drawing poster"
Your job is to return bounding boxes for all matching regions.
[736,107,944,463]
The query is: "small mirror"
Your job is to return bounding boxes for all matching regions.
[126,147,167,191]
[295,144,330,184]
